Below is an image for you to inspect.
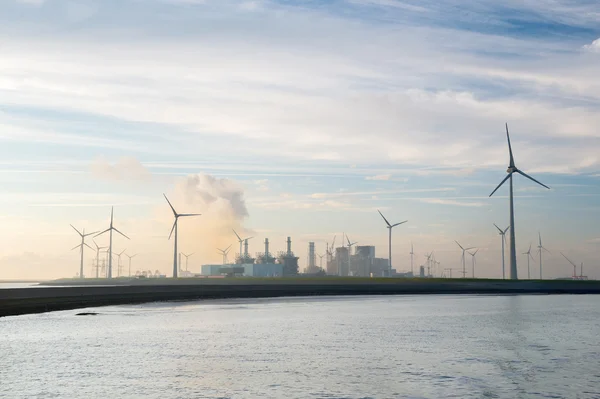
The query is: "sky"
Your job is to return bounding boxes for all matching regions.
[1,0,600,280]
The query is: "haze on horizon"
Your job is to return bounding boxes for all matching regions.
[1,0,599,280]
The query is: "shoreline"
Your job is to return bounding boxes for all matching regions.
[2,278,600,317]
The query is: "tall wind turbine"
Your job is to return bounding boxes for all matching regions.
[537,232,550,279]
[71,225,98,279]
[494,224,510,279]
[377,210,407,277]
[345,233,358,276]
[95,207,130,279]
[164,194,200,278]
[455,241,474,278]
[125,253,137,277]
[468,249,479,278]
[92,240,107,279]
[317,253,325,270]
[182,252,194,271]
[233,229,252,262]
[489,124,550,280]
[522,244,535,279]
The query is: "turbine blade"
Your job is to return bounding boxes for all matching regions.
[560,252,577,267]
[465,247,475,251]
[83,230,99,237]
[515,169,550,190]
[179,213,201,217]
[84,243,94,251]
[71,244,82,251]
[543,247,551,254]
[168,220,177,240]
[225,244,232,252]
[489,173,511,197]
[377,209,391,227]
[506,123,515,168]
[113,227,130,240]
[119,249,127,255]
[232,229,242,241]
[454,240,464,250]
[110,207,114,227]
[493,223,503,234]
[346,234,351,246]
[70,224,83,236]
[245,236,254,241]
[473,249,479,256]
[94,228,110,238]
[163,194,178,216]
[504,226,510,234]
[391,220,408,228]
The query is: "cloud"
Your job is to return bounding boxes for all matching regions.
[365,174,391,181]
[418,198,485,207]
[178,174,249,220]
[583,38,600,53]
[90,157,153,182]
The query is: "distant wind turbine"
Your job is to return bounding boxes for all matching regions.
[115,249,127,277]
[125,253,137,277]
[561,252,578,279]
[455,241,474,278]
[71,225,98,279]
[233,229,253,261]
[377,210,407,276]
[522,244,535,279]
[164,194,200,278]
[217,245,232,264]
[182,252,194,271]
[489,124,550,280]
[494,223,510,279]
[345,233,358,276]
[537,232,550,279]
[410,242,415,276]
[92,240,107,279]
[95,207,130,279]
[317,253,324,270]
[468,249,479,278]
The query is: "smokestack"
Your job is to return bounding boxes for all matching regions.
[308,242,315,269]
[265,238,270,256]
[287,237,292,255]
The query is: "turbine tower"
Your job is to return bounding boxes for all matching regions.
[164,194,200,278]
[125,253,137,277]
[95,207,130,279]
[522,244,535,279]
[92,240,107,279]
[377,210,407,277]
[537,232,550,279]
[455,241,474,278]
[494,224,510,279]
[71,225,98,279]
[182,252,194,272]
[468,249,479,278]
[233,229,253,262]
[489,124,550,280]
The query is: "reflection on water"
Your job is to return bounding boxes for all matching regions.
[1,295,599,399]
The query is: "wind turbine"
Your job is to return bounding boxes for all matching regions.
[537,232,550,279]
[377,210,407,276]
[345,233,358,276]
[95,207,130,279]
[233,229,253,262]
[468,249,479,278]
[494,224,510,279]
[164,194,200,278]
[425,251,434,277]
[317,253,325,270]
[455,241,474,278]
[217,245,232,264]
[182,252,194,271]
[71,225,98,279]
[92,240,107,279]
[125,253,137,277]
[522,244,535,279]
[410,242,415,276]
[115,249,126,277]
[489,124,550,280]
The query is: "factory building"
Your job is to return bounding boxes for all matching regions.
[278,237,299,276]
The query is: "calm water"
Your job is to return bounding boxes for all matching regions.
[1,295,599,399]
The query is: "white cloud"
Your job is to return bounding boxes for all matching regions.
[366,174,392,181]
[583,38,600,53]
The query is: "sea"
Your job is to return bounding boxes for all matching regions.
[1,291,599,399]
